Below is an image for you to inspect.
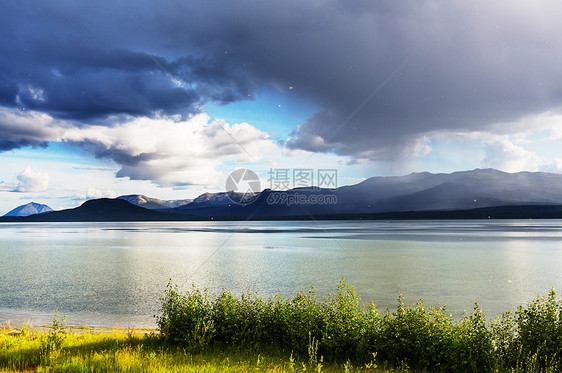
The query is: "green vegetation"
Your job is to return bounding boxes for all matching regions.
[2,281,562,372]
[0,316,380,372]
[158,280,562,372]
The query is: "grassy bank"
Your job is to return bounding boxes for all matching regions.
[2,281,562,372]
[0,322,382,372]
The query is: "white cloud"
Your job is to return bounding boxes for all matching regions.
[488,111,562,138]
[1,107,283,189]
[61,113,278,188]
[548,123,562,142]
[481,140,562,173]
[15,167,50,192]
[482,141,541,172]
[408,136,433,158]
[86,187,117,200]
[425,109,562,174]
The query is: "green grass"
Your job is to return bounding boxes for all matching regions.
[0,325,386,372]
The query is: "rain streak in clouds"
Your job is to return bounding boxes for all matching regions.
[1,0,562,186]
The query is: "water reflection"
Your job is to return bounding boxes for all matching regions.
[0,220,561,327]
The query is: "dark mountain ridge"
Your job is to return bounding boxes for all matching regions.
[0,199,199,222]
[161,168,562,218]
[2,199,562,222]
[2,169,562,221]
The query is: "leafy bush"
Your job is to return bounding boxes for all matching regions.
[157,282,215,348]
[371,298,492,372]
[517,289,562,367]
[491,289,562,371]
[321,282,363,360]
[157,280,562,372]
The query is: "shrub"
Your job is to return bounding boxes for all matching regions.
[39,310,67,366]
[493,289,562,371]
[157,280,562,371]
[157,282,214,348]
[212,289,264,345]
[321,281,363,360]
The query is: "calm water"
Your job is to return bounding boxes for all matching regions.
[1,220,562,328]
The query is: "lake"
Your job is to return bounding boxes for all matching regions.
[1,220,562,328]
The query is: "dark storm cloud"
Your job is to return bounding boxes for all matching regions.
[0,139,46,151]
[0,0,256,125]
[2,0,562,159]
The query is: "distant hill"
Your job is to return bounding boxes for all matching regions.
[117,195,192,210]
[0,199,199,222]
[2,200,561,222]
[3,202,53,217]
[341,168,562,213]
[164,169,562,218]
[2,169,562,222]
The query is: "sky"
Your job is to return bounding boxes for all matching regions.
[1,0,562,214]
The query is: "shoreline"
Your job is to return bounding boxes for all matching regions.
[0,317,156,331]
[1,322,157,335]
[0,309,157,331]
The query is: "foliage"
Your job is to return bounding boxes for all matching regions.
[158,280,562,372]
[3,281,562,372]
[491,289,562,371]
[0,327,389,372]
[39,309,68,365]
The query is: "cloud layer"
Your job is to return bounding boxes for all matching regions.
[0,108,277,187]
[2,0,562,169]
[63,114,277,187]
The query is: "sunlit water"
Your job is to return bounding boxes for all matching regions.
[1,220,562,328]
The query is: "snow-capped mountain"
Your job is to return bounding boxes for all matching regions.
[117,195,192,210]
[3,202,53,217]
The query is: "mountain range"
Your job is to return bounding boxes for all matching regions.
[2,169,562,221]
[1,199,198,222]
[162,168,562,218]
